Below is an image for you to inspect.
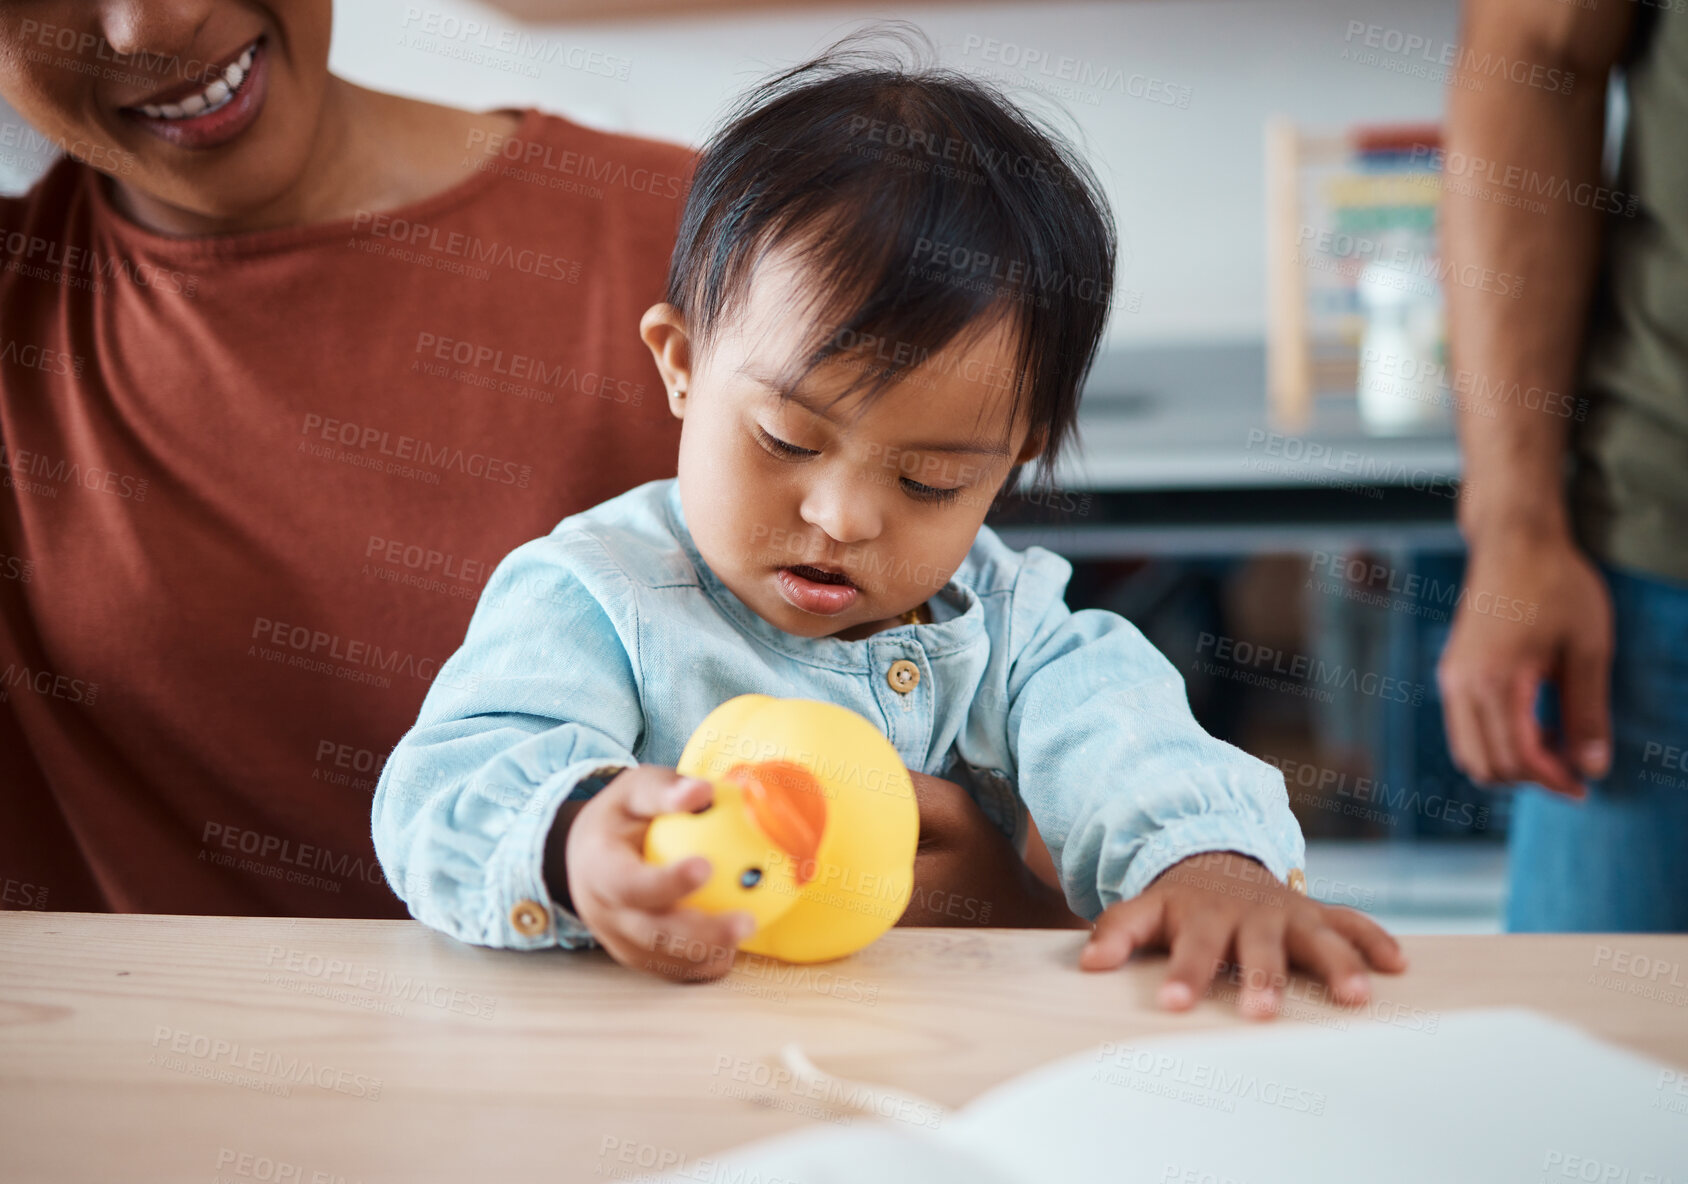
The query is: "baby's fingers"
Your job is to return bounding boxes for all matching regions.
[1080,894,1165,972]
[1322,906,1408,974]
[1158,914,1231,1011]
[620,771,713,822]
[612,852,712,915]
[621,908,754,983]
[1233,910,1288,1020]
[1286,915,1370,1005]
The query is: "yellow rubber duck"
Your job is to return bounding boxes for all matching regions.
[644,695,919,963]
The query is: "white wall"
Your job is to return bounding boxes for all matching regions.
[1,0,1461,345]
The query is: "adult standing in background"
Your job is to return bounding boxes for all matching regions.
[0,2,1060,942]
[1438,0,1687,930]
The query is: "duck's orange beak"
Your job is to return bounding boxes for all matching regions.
[724,761,827,885]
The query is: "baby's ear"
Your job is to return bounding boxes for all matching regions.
[639,303,693,419]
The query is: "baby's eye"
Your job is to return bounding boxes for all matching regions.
[757,428,817,459]
[901,478,963,504]
[739,867,764,889]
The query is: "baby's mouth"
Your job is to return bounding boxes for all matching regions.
[786,564,855,588]
[775,564,861,616]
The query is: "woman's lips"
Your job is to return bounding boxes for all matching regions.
[120,37,268,150]
[776,565,859,615]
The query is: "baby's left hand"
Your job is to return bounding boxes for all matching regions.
[1079,851,1407,1019]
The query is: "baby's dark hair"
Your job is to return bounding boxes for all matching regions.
[666,28,1116,487]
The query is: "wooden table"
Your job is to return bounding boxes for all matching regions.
[2,913,1684,1183]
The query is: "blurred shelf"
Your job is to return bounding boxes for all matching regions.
[1305,838,1507,936]
[1058,340,1462,492]
[989,341,1464,556]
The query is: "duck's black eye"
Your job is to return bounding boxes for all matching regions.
[739,867,763,889]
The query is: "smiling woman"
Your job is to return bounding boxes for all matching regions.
[0,1,700,915]
[2,3,520,233]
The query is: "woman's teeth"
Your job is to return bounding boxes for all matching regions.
[137,43,255,120]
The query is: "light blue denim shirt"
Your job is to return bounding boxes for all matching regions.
[372,478,1305,950]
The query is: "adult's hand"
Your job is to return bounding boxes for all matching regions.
[901,771,1088,929]
[1437,530,1613,798]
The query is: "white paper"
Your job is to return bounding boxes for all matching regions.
[665,1009,1688,1184]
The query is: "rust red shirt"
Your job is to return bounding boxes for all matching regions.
[0,108,689,916]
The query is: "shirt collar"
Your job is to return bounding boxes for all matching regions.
[662,479,986,669]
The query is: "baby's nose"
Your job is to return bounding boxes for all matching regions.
[800,480,881,544]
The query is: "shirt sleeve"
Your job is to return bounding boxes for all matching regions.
[372,531,641,950]
[1004,553,1306,921]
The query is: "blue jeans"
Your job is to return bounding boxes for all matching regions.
[1506,563,1688,932]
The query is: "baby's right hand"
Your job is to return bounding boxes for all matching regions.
[563,765,755,983]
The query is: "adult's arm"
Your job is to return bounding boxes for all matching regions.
[1436,0,1633,796]
[900,770,1088,928]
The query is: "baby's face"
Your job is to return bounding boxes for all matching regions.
[647,254,1039,641]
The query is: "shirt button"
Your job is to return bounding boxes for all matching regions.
[510,899,550,937]
[1287,868,1307,895]
[886,659,920,694]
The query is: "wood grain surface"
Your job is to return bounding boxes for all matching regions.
[2,913,1684,1182]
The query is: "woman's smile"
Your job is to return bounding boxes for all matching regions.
[119,36,268,150]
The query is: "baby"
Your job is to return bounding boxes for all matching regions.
[374,47,1403,1016]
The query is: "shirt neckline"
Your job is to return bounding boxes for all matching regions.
[661,480,985,669]
[82,106,546,261]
